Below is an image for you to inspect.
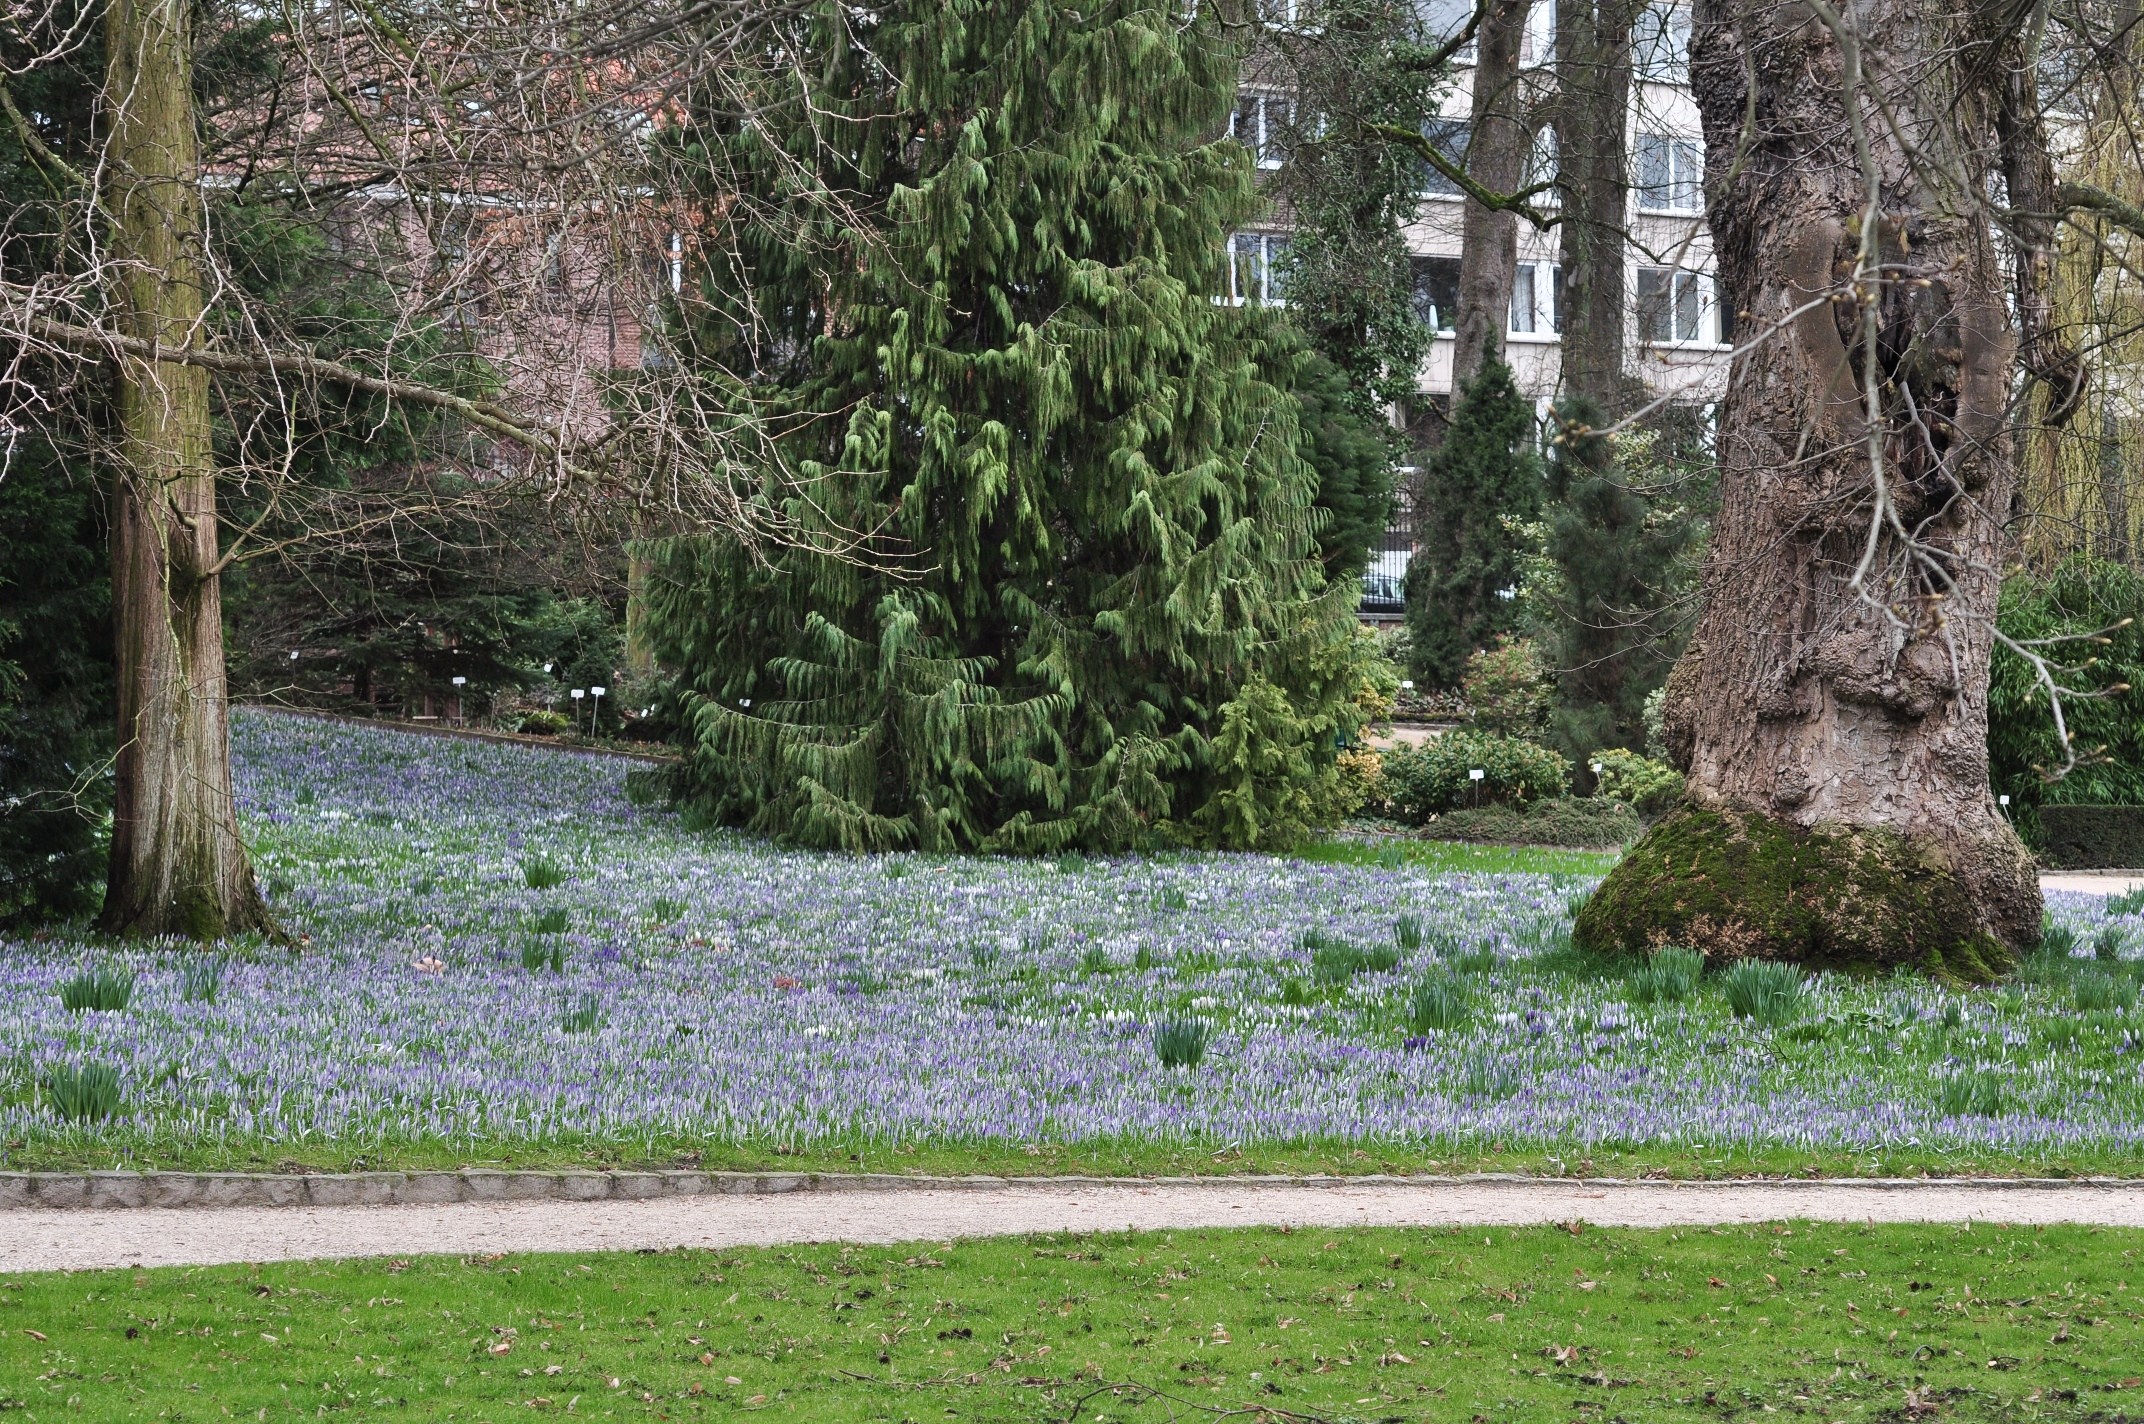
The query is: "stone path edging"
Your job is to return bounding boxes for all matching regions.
[4,1168,2139,1212]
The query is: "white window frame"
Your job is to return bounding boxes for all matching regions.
[1518,1,1556,67]
[1635,3,1691,81]
[1225,231,1291,306]
[1230,90,1293,170]
[1634,133,1703,215]
[1508,260,1561,337]
[1636,265,1716,345]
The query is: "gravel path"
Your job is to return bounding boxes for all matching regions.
[2042,871,2144,896]
[9,1179,2144,1272]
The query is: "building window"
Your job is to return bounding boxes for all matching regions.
[1518,1,1555,65]
[1411,255,1461,332]
[1226,231,1291,305]
[1416,0,1476,58]
[1509,261,1562,334]
[1634,3,1691,81]
[1526,127,1560,204]
[1634,133,1703,213]
[1419,117,1470,196]
[1637,266,1711,343]
[1231,91,1293,169]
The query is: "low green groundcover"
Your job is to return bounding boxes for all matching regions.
[1416,796,1643,849]
[1,1224,2136,1420]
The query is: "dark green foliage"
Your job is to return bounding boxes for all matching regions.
[1720,960,1805,1025]
[1989,557,2144,831]
[1412,797,1643,849]
[521,856,567,890]
[59,966,135,1013]
[1625,947,1704,1005]
[1393,914,1424,951]
[1536,399,1696,758]
[2098,927,2131,962]
[2036,806,2144,869]
[180,957,226,1005]
[1307,932,1401,985]
[45,1061,123,1124]
[1376,730,1569,822]
[1267,0,1444,413]
[645,0,1363,854]
[1575,807,2017,982]
[1935,1071,2007,1119]
[1405,355,1541,689]
[2110,886,2144,917]
[520,938,566,974]
[0,441,113,925]
[1405,976,1469,1033]
[1152,1017,1211,1069]
[560,992,604,1034]
[1293,350,1398,579]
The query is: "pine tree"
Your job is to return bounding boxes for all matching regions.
[1403,351,1541,689]
[1536,396,1692,756]
[642,0,1365,853]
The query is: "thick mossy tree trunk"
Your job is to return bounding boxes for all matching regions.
[97,0,274,938]
[1574,0,2041,980]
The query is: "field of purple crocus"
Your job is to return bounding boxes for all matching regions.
[3,709,2142,1172]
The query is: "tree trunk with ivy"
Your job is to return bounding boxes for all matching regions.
[1573,0,2042,980]
[97,0,274,938]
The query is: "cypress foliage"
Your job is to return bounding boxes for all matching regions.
[1536,396,1693,756]
[642,0,1365,853]
[1403,351,1541,689]
[1294,349,1397,581]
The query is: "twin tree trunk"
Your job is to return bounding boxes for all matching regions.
[98,0,274,938]
[1552,0,1637,410]
[1451,0,1529,392]
[1575,0,2042,978]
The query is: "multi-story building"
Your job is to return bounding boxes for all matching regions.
[1223,2,1734,620]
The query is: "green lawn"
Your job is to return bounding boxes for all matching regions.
[1296,836,1621,878]
[3,1223,2139,1420]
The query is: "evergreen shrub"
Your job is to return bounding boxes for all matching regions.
[1376,731,1569,823]
[1404,355,1541,690]
[1460,636,1551,737]
[1589,747,1685,817]
[1989,557,2144,831]
[644,0,1365,854]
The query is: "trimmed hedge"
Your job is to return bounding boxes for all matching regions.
[2038,806,2144,870]
[1377,732,1569,824]
[1416,797,1642,849]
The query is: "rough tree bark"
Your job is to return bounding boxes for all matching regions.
[97,0,275,938]
[1451,0,1531,393]
[1552,0,1638,410]
[1573,0,2043,979]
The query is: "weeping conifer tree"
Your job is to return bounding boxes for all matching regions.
[641,0,1366,853]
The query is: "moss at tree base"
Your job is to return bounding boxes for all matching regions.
[1572,807,2023,983]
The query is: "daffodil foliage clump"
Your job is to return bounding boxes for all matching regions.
[643,0,1366,853]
